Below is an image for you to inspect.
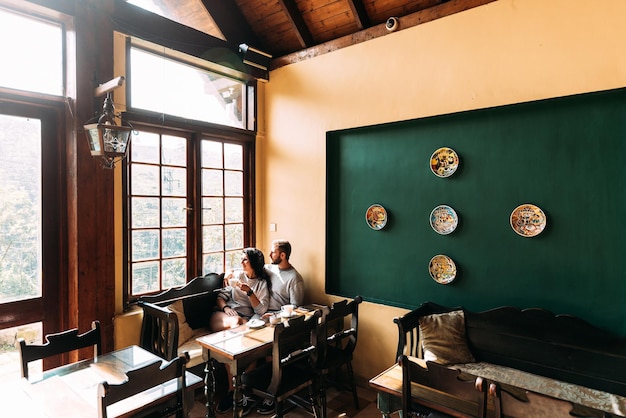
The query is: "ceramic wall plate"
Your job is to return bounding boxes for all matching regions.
[428,254,457,284]
[430,147,459,178]
[510,204,547,237]
[366,204,388,230]
[430,205,459,235]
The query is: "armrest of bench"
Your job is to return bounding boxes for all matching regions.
[138,301,179,360]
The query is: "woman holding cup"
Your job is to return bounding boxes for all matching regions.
[211,247,272,331]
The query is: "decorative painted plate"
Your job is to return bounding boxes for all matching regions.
[428,255,457,284]
[366,204,388,230]
[510,204,547,237]
[430,147,460,178]
[430,205,459,235]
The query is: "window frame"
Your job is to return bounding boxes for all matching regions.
[122,110,255,305]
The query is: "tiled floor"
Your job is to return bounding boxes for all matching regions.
[188,384,384,418]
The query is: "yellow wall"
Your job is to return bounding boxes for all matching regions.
[260,0,626,382]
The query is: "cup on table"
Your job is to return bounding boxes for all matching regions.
[281,304,296,316]
[269,314,281,325]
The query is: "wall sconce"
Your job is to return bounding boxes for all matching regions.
[83,76,134,169]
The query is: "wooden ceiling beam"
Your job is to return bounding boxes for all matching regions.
[272,0,497,69]
[346,0,371,30]
[199,0,262,49]
[277,0,314,49]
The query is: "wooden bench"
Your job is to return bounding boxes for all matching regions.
[378,301,626,417]
[137,272,223,375]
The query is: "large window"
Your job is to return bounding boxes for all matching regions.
[127,45,255,299]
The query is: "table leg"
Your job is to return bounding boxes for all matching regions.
[232,372,243,418]
[376,392,401,418]
[204,357,216,418]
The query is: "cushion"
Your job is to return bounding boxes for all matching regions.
[167,300,196,346]
[418,310,475,365]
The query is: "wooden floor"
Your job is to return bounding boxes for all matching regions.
[189,384,384,418]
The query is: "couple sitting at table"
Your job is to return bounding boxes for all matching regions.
[211,240,305,415]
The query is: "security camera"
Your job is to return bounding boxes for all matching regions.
[385,17,399,32]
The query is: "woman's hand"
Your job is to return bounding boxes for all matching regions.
[223,306,239,317]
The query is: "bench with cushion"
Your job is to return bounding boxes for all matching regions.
[137,272,224,375]
[393,301,626,417]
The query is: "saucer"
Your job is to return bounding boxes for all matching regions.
[279,311,297,318]
[247,319,265,329]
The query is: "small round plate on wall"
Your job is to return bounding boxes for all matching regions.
[510,203,546,237]
[430,205,459,235]
[365,204,388,230]
[430,147,459,178]
[428,254,457,284]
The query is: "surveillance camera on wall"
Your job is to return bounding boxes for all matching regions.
[386,17,399,32]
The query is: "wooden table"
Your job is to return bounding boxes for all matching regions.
[1,345,202,417]
[197,306,323,418]
[197,322,275,418]
[368,362,487,418]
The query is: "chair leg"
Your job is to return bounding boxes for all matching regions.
[318,374,327,418]
[346,362,359,410]
[275,400,284,418]
[308,384,320,418]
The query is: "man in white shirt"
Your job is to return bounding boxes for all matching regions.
[266,239,304,311]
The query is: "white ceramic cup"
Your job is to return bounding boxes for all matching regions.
[281,304,295,315]
[269,314,281,325]
[228,277,240,287]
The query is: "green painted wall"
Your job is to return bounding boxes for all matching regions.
[326,88,626,335]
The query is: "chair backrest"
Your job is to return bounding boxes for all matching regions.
[401,356,487,418]
[18,320,102,379]
[489,382,574,418]
[138,302,179,360]
[268,311,321,395]
[318,295,362,365]
[97,352,189,418]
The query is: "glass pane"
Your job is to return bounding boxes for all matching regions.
[132,261,159,294]
[202,169,223,195]
[162,258,186,288]
[162,167,186,197]
[203,225,223,252]
[130,48,246,129]
[203,253,224,276]
[0,10,63,96]
[225,198,243,223]
[224,171,242,196]
[131,164,160,195]
[224,143,242,170]
[225,250,242,271]
[162,198,186,227]
[0,322,42,383]
[162,229,186,258]
[202,198,223,224]
[131,197,159,228]
[0,115,42,303]
[162,135,186,166]
[132,230,160,261]
[130,131,160,163]
[225,224,243,250]
[202,140,222,168]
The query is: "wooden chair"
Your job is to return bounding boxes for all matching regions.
[242,311,322,418]
[489,382,577,418]
[97,352,189,418]
[315,295,362,418]
[401,356,487,418]
[18,320,101,380]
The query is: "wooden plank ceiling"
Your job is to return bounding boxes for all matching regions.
[136,0,496,69]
